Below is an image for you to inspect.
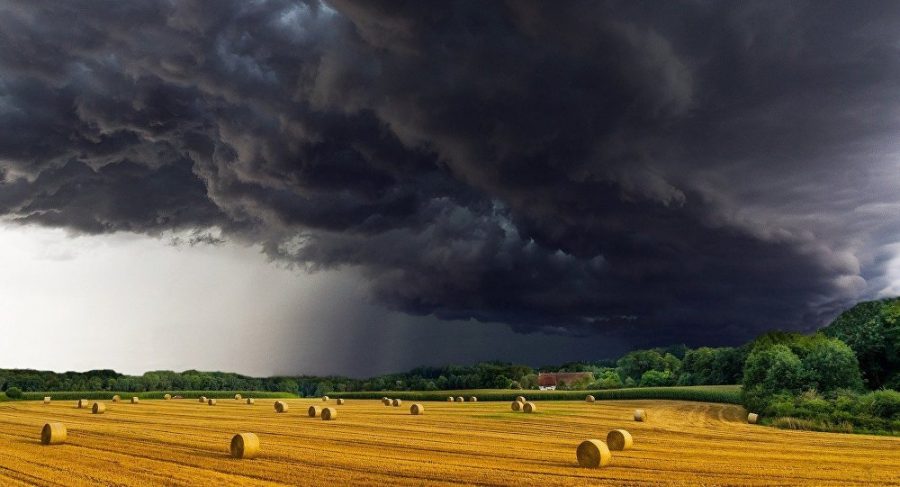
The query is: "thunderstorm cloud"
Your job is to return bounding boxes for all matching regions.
[2,0,899,350]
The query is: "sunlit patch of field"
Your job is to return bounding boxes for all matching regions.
[0,398,897,486]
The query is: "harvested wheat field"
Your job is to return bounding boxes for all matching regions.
[0,399,897,486]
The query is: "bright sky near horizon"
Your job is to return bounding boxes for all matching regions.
[0,225,626,377]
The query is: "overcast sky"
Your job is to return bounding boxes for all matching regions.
[1,1,899,377]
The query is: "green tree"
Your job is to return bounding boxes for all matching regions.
[492,375,513,389]
[616,350,667,382]
[802,337,864,392]
[591,370,623,389]
[639,370,676,387]
[822,297,900,389]
[520,374,538,389]
[742,344,805,412]
[682,347,717,385]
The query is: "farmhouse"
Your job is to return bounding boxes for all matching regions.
[537,372,594,390]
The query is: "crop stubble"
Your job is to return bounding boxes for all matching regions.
[0,399,896,486]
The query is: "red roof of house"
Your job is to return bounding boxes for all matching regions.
[538,372,594,386]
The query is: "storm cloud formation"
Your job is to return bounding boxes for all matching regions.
[1,1,899,348]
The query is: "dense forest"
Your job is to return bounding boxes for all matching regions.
[740,297,899,433]
[2,297,898,433]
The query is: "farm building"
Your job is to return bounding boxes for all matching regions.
[537,372,594,390]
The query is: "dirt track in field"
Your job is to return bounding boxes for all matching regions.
[0,398,897,486]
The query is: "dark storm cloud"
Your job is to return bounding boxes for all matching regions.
[1,0,899,347]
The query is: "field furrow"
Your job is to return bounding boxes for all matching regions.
[0,399,896,486]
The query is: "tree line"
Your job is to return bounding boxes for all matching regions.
[0,349,744,398]
[2,297,898,433]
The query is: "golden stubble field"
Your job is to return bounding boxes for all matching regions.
[0,398,897,486]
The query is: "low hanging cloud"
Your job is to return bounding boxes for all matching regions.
[1,0,898,347]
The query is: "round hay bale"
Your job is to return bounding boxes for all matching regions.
[235,394,242,400]
[274,400,288,413]
[523,402,537,413]
[130,397,139,404]
[92,402,106,414]
[336,398,345,405]
[246,398,255,405]
[576,439,611,468]
[511,401,523,412]
[163,393,172,400]
[468,396,477,402]
[392,398,402,407]
[515,396,526,403]
[382,398,392,406]
[748,413,759,424]
[230,432,259,459]
[447,396,455,402]
[43,396,51,404]
[410,403,424,415]
[455,396,464,403]
[41,422,67,445]
[322,396,329,402]
[111,395,120,403]
[633,409,646,422]
[208,398,217,406]
[586,395,595,403]
[606,429,633,451]
[322,407,337,420]
[308,405,321,418]
[199,396,207,403]
[77,399,89,409]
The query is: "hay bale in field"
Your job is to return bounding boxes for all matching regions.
[308,405,321,418]
[274,400,288,413]
[410,403,424,415]
[515,396,526,403]
[322,407,337,420]
[382,396,389,402]
[383,398,392,406]
[164,393,172,400]
[199,396,207,403]
[77,399,89,409]
[208,398,217,406]
[468,396,477,402]
[523,402,537,413]
[337,398,345,405]
[576,439,611,468]
[230,432,259,459]
[246,398,255,405]
[448,396,455,402]
[41,422,67,445]
[235,394,242,400]
[92,402,106,414]
[748,413,759,424]
[43,396,51,404]
[322,396,329,402]
[511,401,523,412]
[633,409,646,421]
[131,397,139,404]
[586,395,595,403]
[111,395,120,403]
[606,429,632,451]
[455,396,464,403]
[392,398,402,407]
